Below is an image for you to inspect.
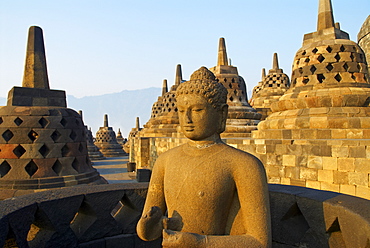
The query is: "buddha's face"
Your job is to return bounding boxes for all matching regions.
[177,94,222,141]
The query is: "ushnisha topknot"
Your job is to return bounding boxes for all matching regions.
[176,67,228,110]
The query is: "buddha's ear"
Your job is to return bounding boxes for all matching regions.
[217,104,228,133]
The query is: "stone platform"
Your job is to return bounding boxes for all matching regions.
[91,156,136,184]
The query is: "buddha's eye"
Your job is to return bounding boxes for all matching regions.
[193,108,203,112]
[178,109,185,113]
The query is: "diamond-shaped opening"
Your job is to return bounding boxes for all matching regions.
[69,130,77,141]
[351,74,356,80]
[302,77,309,84]
[52,160,63,175]
[298,67,303,74]
[335,53,341,62]
[340,45,345,52]
[350,53,355,61]
[357,64,361,71]
[317,74,325,83]
[72,158,79,172]
[39,144,50,158]
[39,117,48,128]
[317,54,325,63]
[25,160,38,177]
[231,78,235,83]
[2,129,14,142]
[70,201,97,238]
[78,143,84,153]
[334,74,342,82]
[223,78,227,83]
[343,63,349,71]
[304,58,310,63]
[229,96,234,101]
[168,108,171,112]
[233,89,238,95]
[113,195,142,233]
[60,118,67,127]
[312,48,318,54]
[310,65,317,74]
[326,46,333,53]
[13,145,26,158]
[302,51,306,55]
[174,108,178,112]
[327,218,346,247]
[14,117,23,126]
[280,202,310,243]
[61,144,70,157]
[228,83,232,88]
[28,130,39,142]
[326,63,334,72]
[0,161,11,177]
[0,117,3,125]
[51,130,62,142]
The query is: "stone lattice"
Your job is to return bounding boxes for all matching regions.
[0,26,104,199]
[95,114,126,157]
[250,53,290,120]
[209,38,261,137]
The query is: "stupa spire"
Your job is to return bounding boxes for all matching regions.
[136,117,140,129]
[217,37,228,66]
[317,0,335,31]
[262,68,266,80]
[162,79,168,96]
[104,114,108,127]
[272,53,279,70]
[175,64,183,86]
[78,110,83,120]
[22,26,50,89]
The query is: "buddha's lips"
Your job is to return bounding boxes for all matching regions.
[183,126,195,131]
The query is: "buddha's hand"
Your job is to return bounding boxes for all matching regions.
[162,229,206,248]
[138,206,164,236]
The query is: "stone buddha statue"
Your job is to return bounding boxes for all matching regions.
[137,67,271,247]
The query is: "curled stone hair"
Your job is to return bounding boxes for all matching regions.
[176,67,228,110]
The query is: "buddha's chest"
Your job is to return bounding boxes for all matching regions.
[163,158,235,210]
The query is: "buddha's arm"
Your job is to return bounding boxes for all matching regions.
[137,157,167,241]
[232,156,272,247]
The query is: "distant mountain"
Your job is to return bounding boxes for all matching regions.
[67,88,161,137]
[0,88,161,138]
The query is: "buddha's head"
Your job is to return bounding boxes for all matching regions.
[176,67,228,141]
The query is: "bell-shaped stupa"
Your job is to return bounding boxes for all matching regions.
[95,114,127,157]
[209,38,261,137]
[78,111,105,160]
[251,0,370,198]
[250,53,290,120]
[140,64,184,137]
[0,26,105,198]
[358,15,370,73]
[251,68,266,100]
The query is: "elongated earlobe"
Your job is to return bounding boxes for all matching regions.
[217,104,228,133]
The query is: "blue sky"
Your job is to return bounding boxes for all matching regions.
[0,0,369,98]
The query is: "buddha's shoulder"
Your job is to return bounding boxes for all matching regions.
[155,143,187,160]
[221,143,258,158]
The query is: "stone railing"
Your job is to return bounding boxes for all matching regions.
[0,183,369,248]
